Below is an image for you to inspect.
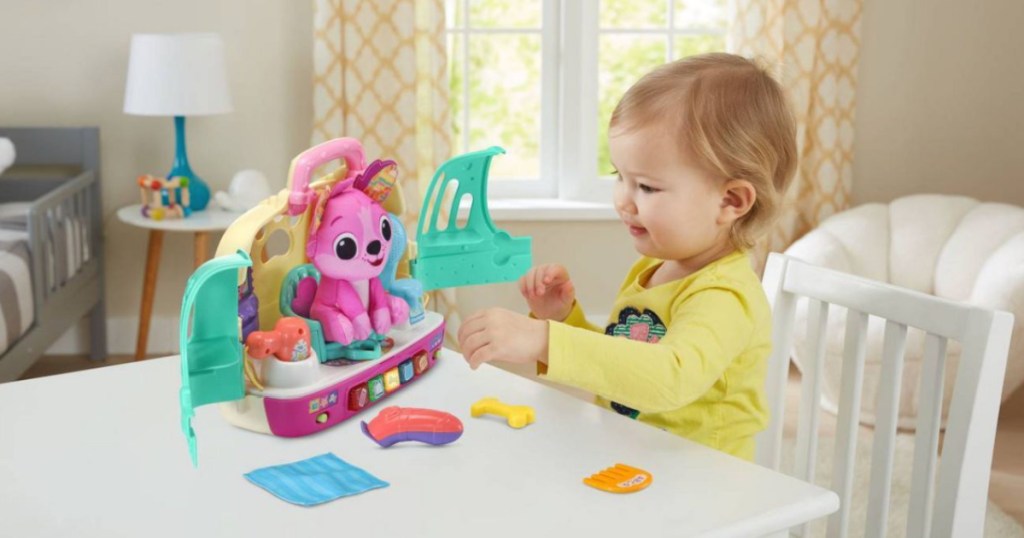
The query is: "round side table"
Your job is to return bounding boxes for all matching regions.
[117,204,241,360]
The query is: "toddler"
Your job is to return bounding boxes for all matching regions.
[456,53,797,460]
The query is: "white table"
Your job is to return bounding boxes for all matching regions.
[116,204,240,360]
[0,351,838,537]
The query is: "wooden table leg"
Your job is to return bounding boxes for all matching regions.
[135,230,163,361]
[194,231,209,269]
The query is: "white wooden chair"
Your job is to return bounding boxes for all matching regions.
[756,253,1015,538]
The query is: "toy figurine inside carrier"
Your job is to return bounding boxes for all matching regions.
[178,138,532,466]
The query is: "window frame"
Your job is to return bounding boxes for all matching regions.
[446,0,726,205]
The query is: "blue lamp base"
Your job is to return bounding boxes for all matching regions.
[168,115,210,211]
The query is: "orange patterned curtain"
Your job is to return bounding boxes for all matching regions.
[730,0,864,267]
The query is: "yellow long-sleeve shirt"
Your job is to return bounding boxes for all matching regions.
[541,250,771,460]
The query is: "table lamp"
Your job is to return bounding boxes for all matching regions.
[124,33,232,211]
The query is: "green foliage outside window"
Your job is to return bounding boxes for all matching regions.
[447,0,725,181]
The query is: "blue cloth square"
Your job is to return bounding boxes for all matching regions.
[244,453,388,506]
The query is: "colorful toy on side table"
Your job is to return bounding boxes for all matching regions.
[360,406,463,448]
[470,397,535,429]
[178,136,533,467]
[138,174,191,220]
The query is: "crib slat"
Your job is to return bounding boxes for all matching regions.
[827,309,869,538]
[865,320,910,537]
[76,193,85,269]
[84,184,95,261]
[45,211,58,295]
[906,333,948,538]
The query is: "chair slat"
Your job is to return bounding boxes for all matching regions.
[795,299,829,481]
[757,256,797,471]
[906,333,947,538]
[827,309,869,538]
[865,320,910,537]
[793,299,830,538]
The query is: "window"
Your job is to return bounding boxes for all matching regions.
[445,0,726,202]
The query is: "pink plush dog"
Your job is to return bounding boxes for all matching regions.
[289,138,409,345]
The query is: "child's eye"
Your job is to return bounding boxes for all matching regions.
[638,183,659,194]
[609,168,621,180]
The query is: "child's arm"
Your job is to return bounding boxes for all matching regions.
[537,300,603,333]
[542,287,758,413]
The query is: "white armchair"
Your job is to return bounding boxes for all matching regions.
[784,194,1024,429]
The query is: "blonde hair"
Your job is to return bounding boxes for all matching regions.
[610,53,797,249]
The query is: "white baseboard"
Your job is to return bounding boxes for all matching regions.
[47,315,180,356]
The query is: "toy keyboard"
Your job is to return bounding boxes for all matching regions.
[221,312,445,437]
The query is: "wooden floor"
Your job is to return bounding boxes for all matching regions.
[20,354,136,378]
[16,356,1024,524]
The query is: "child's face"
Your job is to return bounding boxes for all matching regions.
[609,123,732,262]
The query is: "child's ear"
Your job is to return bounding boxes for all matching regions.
[718,179,756,224]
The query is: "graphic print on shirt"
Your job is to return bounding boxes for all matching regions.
[605,307,667,419]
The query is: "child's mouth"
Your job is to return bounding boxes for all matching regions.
[628,225,647,237]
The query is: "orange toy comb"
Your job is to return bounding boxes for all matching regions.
[583,463,653,494]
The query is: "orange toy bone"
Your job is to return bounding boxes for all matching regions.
[245,317,313,362]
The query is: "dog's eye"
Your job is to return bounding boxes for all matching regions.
[334,233,358,260]
[380,215,392,241]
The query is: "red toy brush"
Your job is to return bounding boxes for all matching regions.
[360,406,463,448]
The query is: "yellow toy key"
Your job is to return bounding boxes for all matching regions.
[583,463,653,494]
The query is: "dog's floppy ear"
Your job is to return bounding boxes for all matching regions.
[357,159,398,204]
[305,187,332,260]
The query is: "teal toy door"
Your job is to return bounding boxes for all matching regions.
[179,250,252,466]
[413,146,532,290]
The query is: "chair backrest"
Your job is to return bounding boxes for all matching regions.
[757,253,1014,538]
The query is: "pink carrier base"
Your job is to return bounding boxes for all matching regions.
[221,312,446,438]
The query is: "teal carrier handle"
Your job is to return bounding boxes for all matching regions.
[412,147,532,291]
[179,250,252,467]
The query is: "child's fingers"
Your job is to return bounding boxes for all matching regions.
[560,280,575,302]
[533,267,549,296]
[521,268,537,298]
[544,264,571,286]
[457,311,487,345]
[467,342,495,370]
[460,330,489,363]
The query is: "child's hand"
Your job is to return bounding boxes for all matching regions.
[457,308,549,370]
[519,264,575,321]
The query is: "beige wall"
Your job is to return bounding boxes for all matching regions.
[0,0,314,354]
[853,0,1024,206]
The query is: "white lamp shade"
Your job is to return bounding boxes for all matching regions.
[124,33,233,116]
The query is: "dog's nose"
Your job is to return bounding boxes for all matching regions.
[367,240,382,255]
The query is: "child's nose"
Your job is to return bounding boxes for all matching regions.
[614,190,637,215]
[367,240,382,255]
